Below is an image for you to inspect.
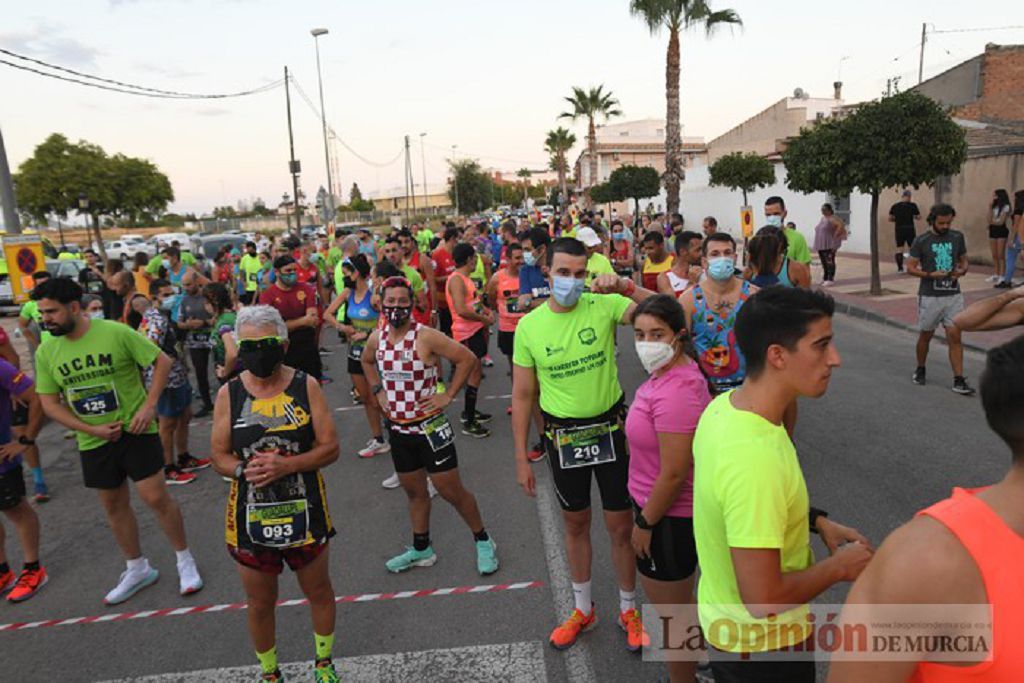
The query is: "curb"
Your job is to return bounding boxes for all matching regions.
[832,298,993,355]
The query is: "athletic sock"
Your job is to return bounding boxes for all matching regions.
[413,532,431,552]
[126,556,149,575]
[23,560,40,572]
[472,528,490,543]
[30,467,44,487]
[314,632,334,661]
[895,252,904,270]
[178,451,191,463]
[571,581,592,614]
[175,548,194,565]
[0,562,9,574]
[255,646,278,675]
[619,589,636,614]
[464,385,478,419]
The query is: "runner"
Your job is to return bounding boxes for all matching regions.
[210,305,341,683]
[139,279,211,485]
[356,228,379,264]
[829,334,1024,682]
[32,278,203,604]
[431,228,460,338]
[17,271,51,362]
[361,276,499,576]
[398,228,437,327]
[0,356,47,602]
[693,286,871,682]
[445,243,493,438]
[259,256,322,380]
[324,255,389,458]
[239,242,263,305]
[206,282,240,384]
[764,195,812,265]
[79,249,107,300]
[746,226,811,288]
[177,270,215,417]
[906,204,975,394]
[576,227,616,287]
[889,189,922,273]
[658,231,703,296]
[382,237,428,320]
[519,227,552,311]
[624,294,710,673]
[610,220,635,280]
[640,231,674,291]
[512,237,657,652]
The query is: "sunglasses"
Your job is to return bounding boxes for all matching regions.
[238,336,282,353]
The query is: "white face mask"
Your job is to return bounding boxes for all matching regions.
[635,341,675,374]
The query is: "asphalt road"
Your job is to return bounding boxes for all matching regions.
[0,313,1011,682]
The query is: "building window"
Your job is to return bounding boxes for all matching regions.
[612,153,620,161]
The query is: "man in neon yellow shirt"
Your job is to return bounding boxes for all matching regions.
[575,227,615,287]
[511,237,656,653]
[692,286,871,680]
[237,241,262,305]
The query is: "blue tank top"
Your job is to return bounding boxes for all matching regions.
[345,287,378,362]
[750,256,794,288]
[692,281,751,389]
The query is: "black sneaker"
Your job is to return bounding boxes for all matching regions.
[461,421,491,439]
[912,367,926,385]
[460,410,492,425]
[952,377,976,396]
[994,281,1012,289]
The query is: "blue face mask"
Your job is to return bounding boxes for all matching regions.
[159,295,178,311]
[551,276,584,307]
[279,272,298,286]
[707,257,735,281]
[523,251,537,267]
[161,259,172,271]
[612,232,625,241]
[765,215,783,228]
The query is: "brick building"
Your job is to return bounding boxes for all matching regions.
[913,43,1024,124]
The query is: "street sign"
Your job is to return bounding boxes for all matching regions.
[740,205,754,238]
[3,234,44,304]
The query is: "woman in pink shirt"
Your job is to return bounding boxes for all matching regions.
[624,294,711,683]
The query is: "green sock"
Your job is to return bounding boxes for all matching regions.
[314,632,335,661]
[256,646,278,674]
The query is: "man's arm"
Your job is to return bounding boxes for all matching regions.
[17,314,38,349]
[656,271,675,295]
[448,276,491,324]
[511,363,539,497]
[590,274,655,324]
[421,327,476,397]
[209,383,238,478]
[904,256,936,280]
[130,352,171,434]
[38,392,120,442]
[952,286,1024,331]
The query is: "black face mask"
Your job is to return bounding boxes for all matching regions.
[342,276,356,289]
[239,342,286,378]
[383,305,412,328]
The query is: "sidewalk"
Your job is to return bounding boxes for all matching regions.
[818,252,1021,352]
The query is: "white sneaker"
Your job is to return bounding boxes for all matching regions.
[428,478,438,498]
[358,438,391,459]
[177,556,204,596]
[987,274,1001,283]
[821,280,834,287]
[104,566,159,605]
[381,472,401,489]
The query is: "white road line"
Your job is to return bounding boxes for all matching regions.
[99,640,547,682]
[535,479,598,683]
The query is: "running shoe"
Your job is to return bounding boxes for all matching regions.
[319,375,334,386]
[165,467,197,485]
[104,567,159,605]
[177,556,204,596]
[549,606,597,650]
[986,274,1001,283]
[619,607,651,652]
[32,481,50,504]
[319,347,334,356]
[476,538,499,575]
[0,569,15,594]
[527,441,546,463]
[381,472,401,489]
[482,354,494,367]
[912,367,926,386]
[428,478,437,499]
[7,566,48,603]
[386,546,437,573]
[350,387,362,404]
[178,454,212,472]
[952,377,976,396]
[995,280,1012,289]
[193,405,213,418]
[314,659,339,683]
[357,438,391,459]
[461,421,491,439]
[460,410,492,424]
[260,669,283,682]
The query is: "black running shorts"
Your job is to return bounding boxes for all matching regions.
[388,428,459,475]
[545,428,631,513]
[0,465,25,511]
[79,432,165,489]
[632,500,697,581]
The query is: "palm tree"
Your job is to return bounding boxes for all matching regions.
[630,0,741,214]
[516,168,532,208]
[559,85,622,206]
[544,127,577,209]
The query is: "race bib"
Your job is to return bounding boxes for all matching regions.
[348,343,365,362]
[246,499,309,548]
[422,413,455,452]
[554,422,617,469]
[67,384,119,418]
[505,298,520,314]
[934,277,957,292]
[189,332,211,345]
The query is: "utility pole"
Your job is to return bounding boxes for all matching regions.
[452,144,459,217]
[284,66,302,237]
[403,135,411,226]
[419,133,428,217]
[0,125,21,234]
[311,28,335,223]
[918,22,927,85]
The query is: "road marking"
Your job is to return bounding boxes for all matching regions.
[535,478,598,682]
[0,580,542,634]
[99,640,547,682]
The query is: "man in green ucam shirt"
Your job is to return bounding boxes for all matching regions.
[32,278,204,605]
[511,237,656,653]
[764,196,812,265]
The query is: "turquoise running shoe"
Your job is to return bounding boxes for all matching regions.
[476,538,499,575]
[386,546,437,573]
[314,658,339,683]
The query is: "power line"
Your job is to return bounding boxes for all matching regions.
[932,25,1024,34]
[0,47,282,99]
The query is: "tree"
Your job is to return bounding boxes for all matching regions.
[630,0,741,215]
[608,165,661,218]
[708,152,776,206]
[588,181,618,208]
[559,85,622,206]
[107,154,173,227]
[349,183,363,205]
[544,127,577,207]
[447,158,493,213]
[783,90,967,295]
[516,168,532,207]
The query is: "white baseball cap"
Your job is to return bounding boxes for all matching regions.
[576,227,602,247]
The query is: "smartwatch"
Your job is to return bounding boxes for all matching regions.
[809,507,829,533]
[635,509,654,531]
[371,383,384,395]
[17,436,35,446]
[233,462,245,481]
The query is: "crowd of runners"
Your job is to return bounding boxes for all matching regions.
[0,192,1022,683]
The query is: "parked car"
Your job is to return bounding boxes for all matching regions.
[46,258,86,280]
[94,240,157,260]
[120,234,146,243]
[152,232,191,249]
[192,234,247,261]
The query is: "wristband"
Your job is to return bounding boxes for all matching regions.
[622,278,636,298]
[17,436,34,446]
[371,383,384,395]
[809,507,828,533]
[635,509,654,530]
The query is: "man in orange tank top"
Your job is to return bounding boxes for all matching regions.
[445,243,493,439]
[830,335,1024,682]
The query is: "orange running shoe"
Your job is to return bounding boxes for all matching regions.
[7,566,48,603]
[549,605,597,650]
[619,607,650,652]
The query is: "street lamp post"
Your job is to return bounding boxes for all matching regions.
[419,133,428,216]
[310,28,335,225]
[0,125,21,235]
[452,144,459,217]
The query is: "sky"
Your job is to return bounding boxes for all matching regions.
[2,0,1022,219]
